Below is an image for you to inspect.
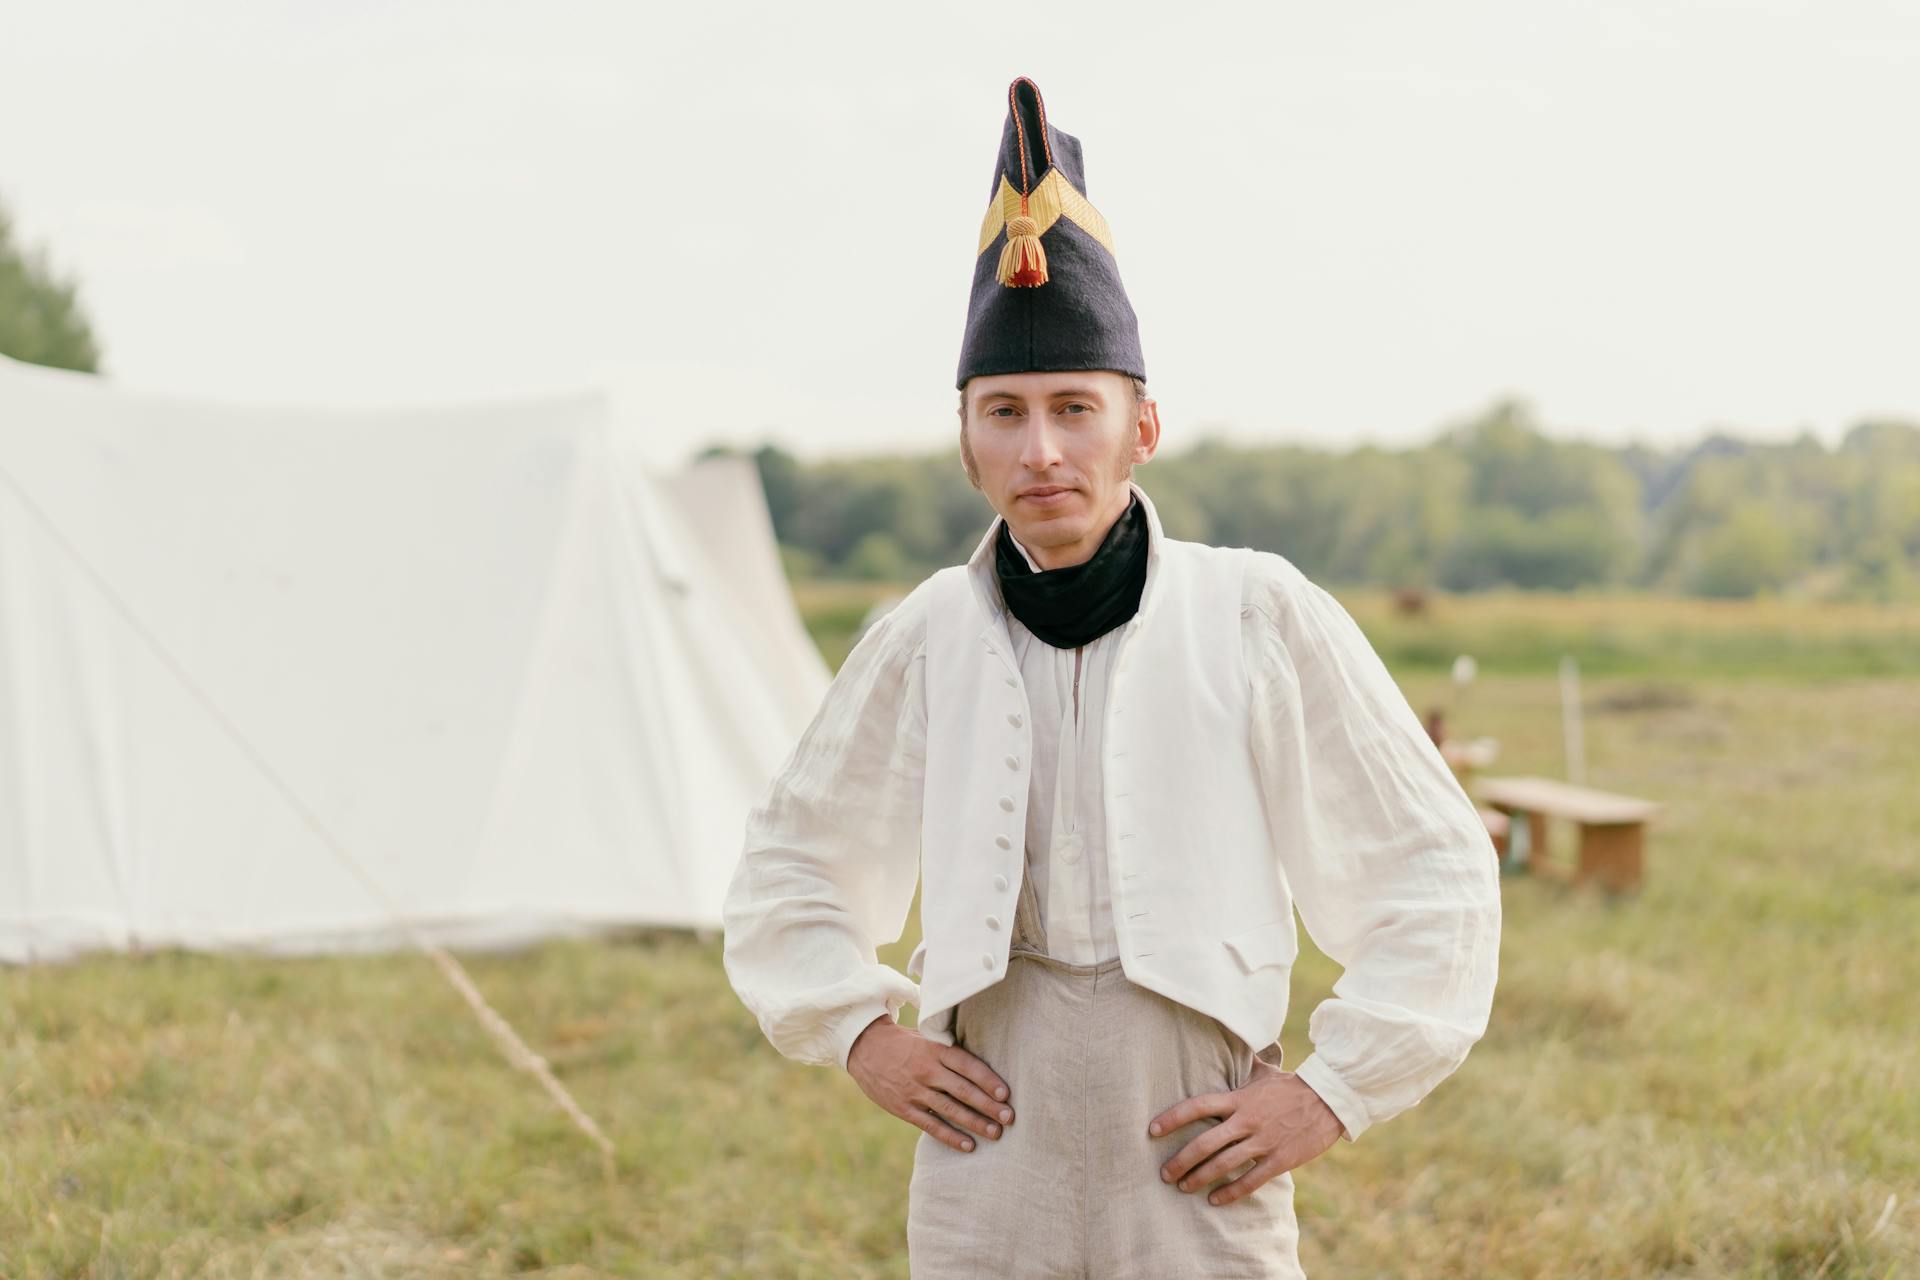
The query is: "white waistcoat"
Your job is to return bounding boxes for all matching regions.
[915,534,1302,1059]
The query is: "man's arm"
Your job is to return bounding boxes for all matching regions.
[721,591,927,1070]
[1243,554,1503,1142]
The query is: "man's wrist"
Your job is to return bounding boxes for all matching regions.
[834,1002,896,1071]
[1292,1052,1372,1143]
[846,1014,890,1067]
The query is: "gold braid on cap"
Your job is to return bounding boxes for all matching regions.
[979,79,1114,287]
[977,171,1117,286]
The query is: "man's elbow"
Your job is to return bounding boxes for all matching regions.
[1448,895,1502,1048]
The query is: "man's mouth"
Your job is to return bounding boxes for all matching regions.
[1019,486,1074,506]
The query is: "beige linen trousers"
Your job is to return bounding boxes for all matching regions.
[906,866,1307,1278]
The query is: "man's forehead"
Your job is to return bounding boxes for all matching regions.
[968,372,1123,403]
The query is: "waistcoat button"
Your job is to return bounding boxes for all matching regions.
[1063,846,1082,865]
[1005,755,1019,770]
[993,874,1009,891]
[1004,677,1017,687]
[995,835,1011,849]
[985,915,1001,930]
[981,954,994,969]
[1007,713,1023,727]
[999,796,1015,812]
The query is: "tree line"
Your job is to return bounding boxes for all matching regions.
[6,193,1913,602]
[710,400,1920,602]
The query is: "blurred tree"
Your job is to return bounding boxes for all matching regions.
[844,530,913,581]
[752,443,807,540]
[777,542,823,583]
[1687,499,1800,597]
[1437,504,1621,591]
[0,199,102,372]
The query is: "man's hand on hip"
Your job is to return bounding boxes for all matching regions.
[846,1015,1015,1153]
[1147,1058,1345,1206]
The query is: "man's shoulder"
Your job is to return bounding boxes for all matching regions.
[1162,538,1311,615]
[1244,549,1355,641]
[1240,546,1313,595]
[851,571,943,660]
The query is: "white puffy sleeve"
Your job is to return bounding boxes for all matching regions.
[721,590,928,1070]
[1242,553,1502,1141]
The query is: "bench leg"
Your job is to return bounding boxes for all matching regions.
[1498,807,1552,876]
[1576,822,1644,893]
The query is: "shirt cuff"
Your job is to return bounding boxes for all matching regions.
[833,999,897,1072]
[1293,1052,1372,1143]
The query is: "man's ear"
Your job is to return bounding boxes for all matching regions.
[1136,398,1162,462]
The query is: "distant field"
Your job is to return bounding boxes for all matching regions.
[3,590,1916,1277]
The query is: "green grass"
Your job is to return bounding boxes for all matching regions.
[3,591,1917,1276]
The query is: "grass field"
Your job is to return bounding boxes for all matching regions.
[3,588,1916,1277]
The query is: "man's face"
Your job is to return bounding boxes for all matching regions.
[959,370,1161,570]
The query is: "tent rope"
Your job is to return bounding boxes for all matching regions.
[0,457,618,1178]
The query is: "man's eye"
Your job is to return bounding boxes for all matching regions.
[1062,403,1090,414]
[988,406,1017,418]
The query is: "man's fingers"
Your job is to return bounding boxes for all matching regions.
[1148,1090,1235,1139]
[1205,1153,1285,1207]
[1173,1135,1262,1195]
[1159,1116,1246,1187]
[941,1046,1011,1106]
[934,1066,1015,1129]
[918,1088,1003,1142]
[905,1103,977,1153]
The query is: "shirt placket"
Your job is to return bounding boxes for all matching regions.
[1045,646,1097,963]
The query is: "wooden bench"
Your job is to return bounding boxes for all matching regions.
[1475,775,1661,893]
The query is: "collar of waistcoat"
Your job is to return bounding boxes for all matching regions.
[964,478,1168,636]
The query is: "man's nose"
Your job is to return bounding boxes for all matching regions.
[1018,419,1064,470]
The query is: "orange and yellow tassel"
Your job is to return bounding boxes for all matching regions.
[996,214,1048,287]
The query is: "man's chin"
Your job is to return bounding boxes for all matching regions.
[1006,515,1084,547]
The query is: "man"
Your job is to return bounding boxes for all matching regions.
[722,77,1501,1278]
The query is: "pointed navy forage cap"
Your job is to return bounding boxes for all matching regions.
[955,76,1146,390]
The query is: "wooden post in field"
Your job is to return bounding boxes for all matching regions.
[1560,654,1585,786]
[1451,653,1478,718]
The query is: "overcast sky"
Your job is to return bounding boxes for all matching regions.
[4,1,1916,464]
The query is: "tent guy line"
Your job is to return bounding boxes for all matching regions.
[0,452,619,1175]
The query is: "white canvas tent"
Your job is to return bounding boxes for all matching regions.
[0,353,828,963]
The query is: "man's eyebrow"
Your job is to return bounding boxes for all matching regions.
[972,386,1107,403]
